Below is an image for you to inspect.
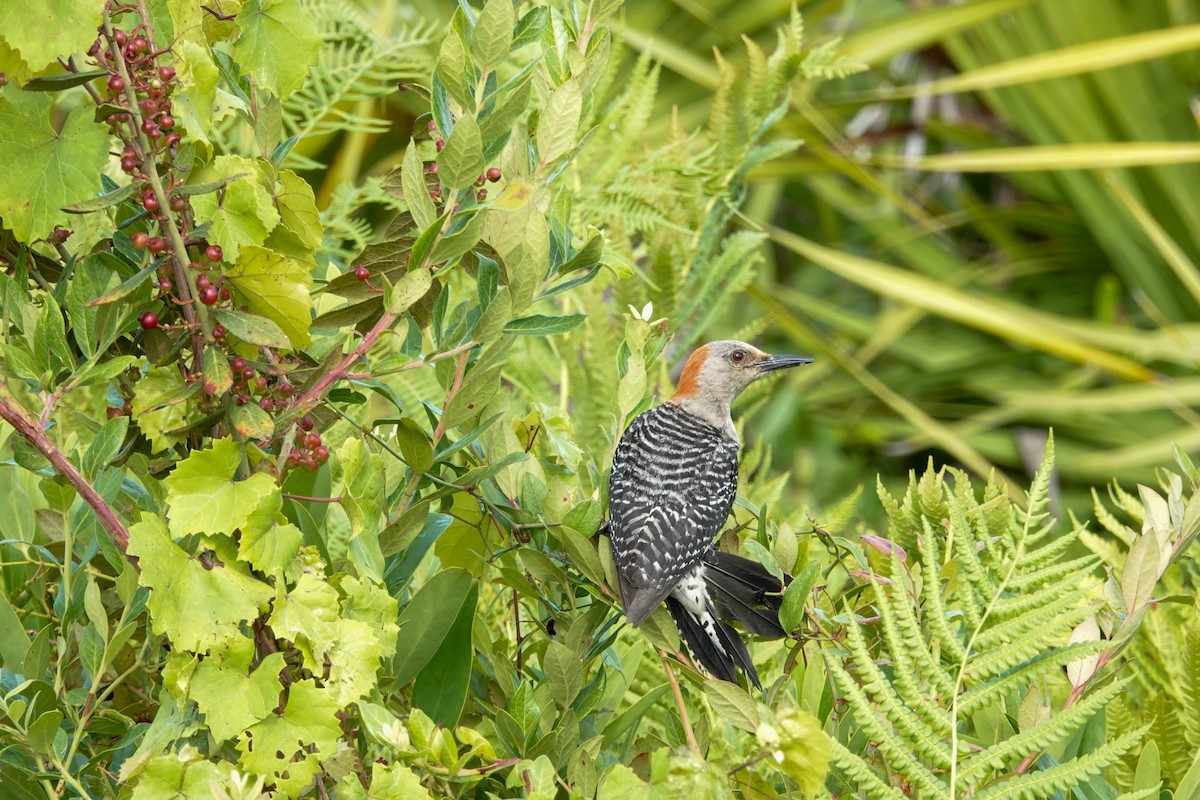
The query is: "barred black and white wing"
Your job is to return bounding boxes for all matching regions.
[607,403,740,626]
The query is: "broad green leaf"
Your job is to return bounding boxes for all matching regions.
[703,680,760,732]
[335,437,385,557]
[536,80,582,166]
[201,346,233,397]
[214,309,290,349]
[0,590,30,669]
[0,0,104,72]
[131,367,198,453]
[191,638,285,742]
[238,518,302,575]
[170,40,219,148]
[542,640,585,709]
[434,28,472,109]
[411,583,477,726]
[82,416,128,480]
[232,0,322,99]
[236,679,340,796]
[438,115,485,190]
[391,568,474,686]
[504,313,588,336]
[274,169,322,249]
[388,267,434,315]
[1121,532,1161,614]
[126,515,272,652]
[778,561,820,634]
[401,142,436,230]
[344,763,432,800]
[164,437,281,538]
[0,91,109,243]
[230,401,275,440]
[191,156,280,260]
[471,0,515,69]
[395,418,433,472]
[128,751,227,800]
[224,245,314,348]
[558,526,605,586]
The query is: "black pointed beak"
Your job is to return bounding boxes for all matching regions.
[757,354,814,373]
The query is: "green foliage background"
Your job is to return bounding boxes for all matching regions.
[0,0,1198,798]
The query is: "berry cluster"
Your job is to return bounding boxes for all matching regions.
[285,417,330,472]
[426,118,501,206]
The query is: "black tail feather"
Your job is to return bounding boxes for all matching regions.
[666,596,761,688]
[703,550,790,638]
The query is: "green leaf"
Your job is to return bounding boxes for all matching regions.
[201,346,233,396]
[434,28,472,109]
[190,156,281,260]
[126,515,272,652]
[82,416,128,480]
[131,367,197,453]
[388,267,434,315]
[542,640,585,708]
[411,583,477,726]
[224,245,314,348]
[236,679,340,796]
[230,401,275,440]
[62,181,139,213]
[703,680,760,732]
[395,417,433,473]
[438,115,485,190]
[232,0,322,100]
[391,568,474,686]
[274,169,322,249]
[0,1,104,72]
[164,437,282,538]
[214,309,291,349]
[779,561,820,634]
[238,519,302,575]
[471,0,515,69]
[336,437,385,557]
[535,80,582,167]
[87,256,163,306]
[558,526,605,586]
[0,91,110,242]
[503,313,588,336]
[191,639,285,742]
[401,142,436,230]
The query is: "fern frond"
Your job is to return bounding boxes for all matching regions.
[958,641,1110,717]
[972,727,1146,800]
[829,739,905,800]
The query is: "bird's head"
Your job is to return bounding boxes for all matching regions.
[668,341,812,428]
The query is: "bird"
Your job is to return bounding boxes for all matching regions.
[605,340,812,687]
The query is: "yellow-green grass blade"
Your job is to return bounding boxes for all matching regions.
[874,142,1200,172]
[839,0,1035,66]
[765,225,1155,382]
[840,23,1200,101]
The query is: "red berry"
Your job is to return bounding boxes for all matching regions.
[139,98,157,115]
[139,311,159,330]
[236,394,249,405]
[287,449,302,467]
[165,133,181,148]
[231,356,247,372]
[169,196,186,212]
[107,75,125,93]
[486,167,502,182]
[159,278,172,292]
[314,445,329,464]
[106,407,122,419]
[353,265,369,281]
[427,119,437,132]
[205,245,223,262]
[146,125,163,140]
[121,156,138,172]
[305,433,322,449]
[255,375,269,390]
[113,30,127,48]
[277,382,294,397]
[435,139,445,152]
[258,397,274,411]
[143,194,159,212]
[219,287,231,301]
[476,189,487,202]
[158,115,175,130]
[196,274,211,291]
[199,285,218,305]
[158,66,176,82]
[204,381,218,395]
[302,455,318,473]
[212,324,226,339]
[426,163,437,174]
[241,367,255,381]
[146,85,165,100]
[298,417,314,432]
[147,236,166,254]
[131,36,149,53]
[105,113,126,126]
[130,232,149,249]
[49,227,71,244]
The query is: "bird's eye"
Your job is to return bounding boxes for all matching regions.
[730,349,746,364]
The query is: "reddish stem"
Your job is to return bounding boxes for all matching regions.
[0,388,129,551]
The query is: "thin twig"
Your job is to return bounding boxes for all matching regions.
[660,650,701,757]
[0,386,129,551]
[281,493,342,503]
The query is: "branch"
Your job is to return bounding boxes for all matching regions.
[0,385,129,551]
[659,650,702,757]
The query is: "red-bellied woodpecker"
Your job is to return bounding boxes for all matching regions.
[606,340,812,687]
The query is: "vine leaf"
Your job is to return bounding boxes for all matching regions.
[0,0,104,72]
[190,639,285,742]
[0,91,110,242]
[232,0,323,100]
[126,515,272,652]
[236,679,341,796]
[224,245,314,348]
[164,437,282,538]
[191,156,280,261]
